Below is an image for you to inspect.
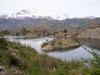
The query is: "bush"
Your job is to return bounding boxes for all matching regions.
[21,27,28,35]
[0,37,8,49]
[64,29,67,33]
[0,30,10,35]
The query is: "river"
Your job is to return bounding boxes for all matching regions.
[5,36,100,61]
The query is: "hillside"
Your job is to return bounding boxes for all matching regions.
[77,25,100,38]
[0,37,84,75]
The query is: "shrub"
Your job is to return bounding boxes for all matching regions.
[0,37,8,49]
[21,27,28,35]
[64,29,68,33]
[82,49,100,75]
[0,30,10,35]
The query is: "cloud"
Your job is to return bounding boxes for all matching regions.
[0,0,100,17]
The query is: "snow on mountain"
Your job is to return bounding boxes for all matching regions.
[8,10,36,19]
[46,13,68,20]
[0,10,69,20]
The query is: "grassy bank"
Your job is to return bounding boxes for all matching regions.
[0,37,100,75]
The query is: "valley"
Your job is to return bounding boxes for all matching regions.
[0,10,100,75]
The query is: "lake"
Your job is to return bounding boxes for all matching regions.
[5,36,100,61]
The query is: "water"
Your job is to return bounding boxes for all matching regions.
[7,36,53,53]
[6,36,100,61]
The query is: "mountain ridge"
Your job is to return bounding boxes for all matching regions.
[0,10,69,20]
[0,10,100,31]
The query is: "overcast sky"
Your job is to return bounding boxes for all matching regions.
[0,0,100,17]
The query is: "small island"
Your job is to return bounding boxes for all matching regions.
[42,38,80,52]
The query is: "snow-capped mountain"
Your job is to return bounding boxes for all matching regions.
[0,10,68,20]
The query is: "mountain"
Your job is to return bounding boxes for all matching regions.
[0,10,100,31]
[0,10,68,20]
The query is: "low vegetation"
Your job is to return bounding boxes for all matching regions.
[82,49,100,75]
[0,37,100,75]
[0,37,84,75]
[0,30,10,36]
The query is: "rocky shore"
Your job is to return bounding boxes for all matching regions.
[42,38,80,52]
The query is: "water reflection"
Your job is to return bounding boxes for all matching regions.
[48,46,93,60]
[8,37,53,53]
[77,38,100,50]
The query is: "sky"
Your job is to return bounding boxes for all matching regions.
[0,0,100,17]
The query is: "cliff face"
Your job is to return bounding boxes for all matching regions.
[77,26,100,38]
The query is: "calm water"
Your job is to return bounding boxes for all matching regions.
[5,36,100,61]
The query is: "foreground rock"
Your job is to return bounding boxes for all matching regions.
[42,38,80,52]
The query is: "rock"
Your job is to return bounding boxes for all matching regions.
[42,44,54,52]
[0,66,7,75]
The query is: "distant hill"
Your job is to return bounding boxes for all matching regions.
[0,10,100,30]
